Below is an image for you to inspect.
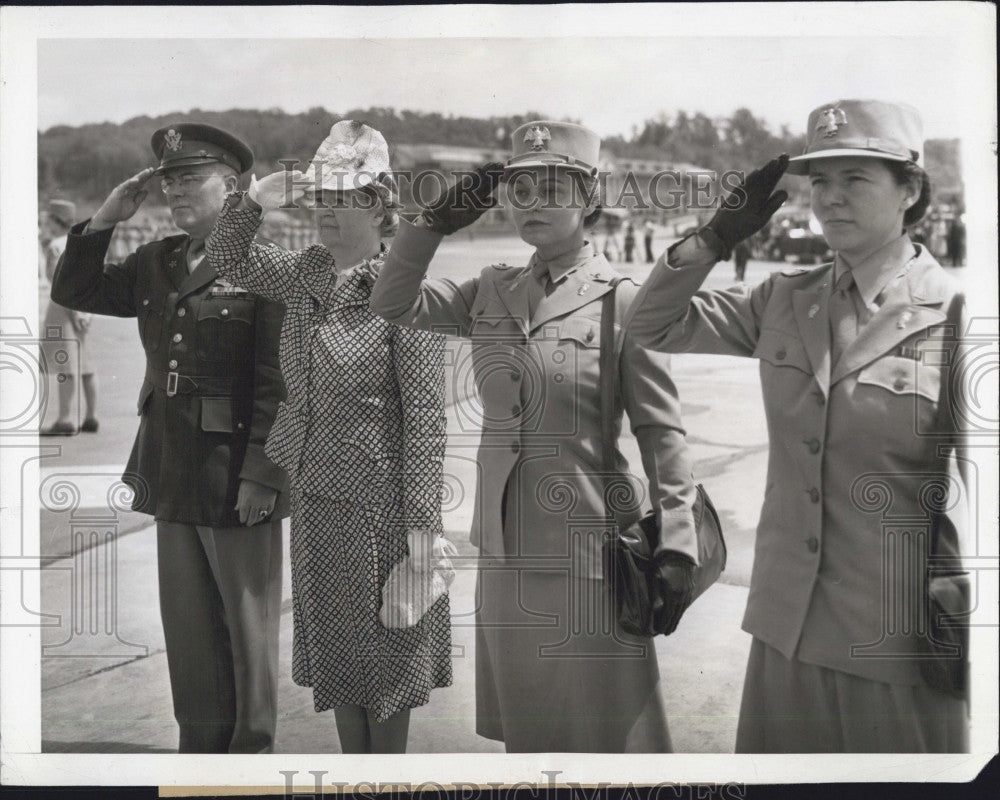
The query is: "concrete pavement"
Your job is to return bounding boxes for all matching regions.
[36,234,774,753]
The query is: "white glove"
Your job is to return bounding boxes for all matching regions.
[379,531,458,629]
[247,170,308,215]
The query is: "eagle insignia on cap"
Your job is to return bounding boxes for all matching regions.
[525,125,551,151]
[816,108,848,139]
[164,129,183,152]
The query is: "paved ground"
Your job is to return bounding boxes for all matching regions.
[34,232,792,753]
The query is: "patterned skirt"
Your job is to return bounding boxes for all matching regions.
[290,491,452,721]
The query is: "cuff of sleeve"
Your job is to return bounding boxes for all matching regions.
[394,218,446,265]
[653,510,699,566]
[665,231,721,270]
[239,443,289,492]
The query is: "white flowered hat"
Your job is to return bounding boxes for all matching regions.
[302,120,393,193]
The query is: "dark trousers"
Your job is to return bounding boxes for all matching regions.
[156,520,283,753]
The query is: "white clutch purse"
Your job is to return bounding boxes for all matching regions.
[379,532,458,629]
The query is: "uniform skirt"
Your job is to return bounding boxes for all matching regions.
[290,491,452,722]
[736,638,969,752]
[475,561,671,752]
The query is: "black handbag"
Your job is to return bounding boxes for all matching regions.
[598,279,727,637]
[917,292,969,701]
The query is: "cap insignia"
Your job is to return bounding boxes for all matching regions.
[525,125,551,151]
[164,129,183,152]
[816,108,848,139]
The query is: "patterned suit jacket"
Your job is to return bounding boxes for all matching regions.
[205,194,447,532]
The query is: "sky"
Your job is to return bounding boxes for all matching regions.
[37,34,982,142]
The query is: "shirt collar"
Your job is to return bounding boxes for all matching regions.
[532,243,593,285]
[833,233,917,311]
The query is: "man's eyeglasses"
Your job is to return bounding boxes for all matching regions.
[160,173,225,193]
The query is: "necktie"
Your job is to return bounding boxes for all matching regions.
[527,260,549,322]
[829,269,857,366]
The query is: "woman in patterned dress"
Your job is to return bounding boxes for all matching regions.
[205,120,452,754]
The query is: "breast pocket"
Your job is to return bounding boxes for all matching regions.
[196,297,255,366]
[753,327,812,374]
[857,355,940,403]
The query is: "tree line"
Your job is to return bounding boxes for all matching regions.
[39,106,962,210]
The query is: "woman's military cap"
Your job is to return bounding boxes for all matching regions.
[504,120,601,176]
[787,99,923,175]
[150,122,254,175]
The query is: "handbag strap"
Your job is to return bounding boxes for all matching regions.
[599,277,625,526]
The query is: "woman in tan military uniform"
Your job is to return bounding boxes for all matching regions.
[626,100,969,752]
[373,122,721,752]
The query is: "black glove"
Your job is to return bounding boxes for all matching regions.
[652,551,696,635]
[421,162,504,235]
[700,154,789,261]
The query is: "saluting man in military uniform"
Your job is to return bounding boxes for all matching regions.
[51,123,289,754]
[372,123,699,752]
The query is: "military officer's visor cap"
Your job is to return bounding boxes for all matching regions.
[787,99,922,176]
[504,121,601,178]
[151,122,254,176]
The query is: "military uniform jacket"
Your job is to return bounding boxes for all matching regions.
[626,240,966,685]
[51,221,289,528]
[371,221,699,580]
[205,196,447,531]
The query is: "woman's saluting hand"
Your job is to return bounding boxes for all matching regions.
[698,154,790,260]
[421,162,505,235]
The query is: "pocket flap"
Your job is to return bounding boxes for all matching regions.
[200,396,235,432]
[754,328,812,373]
[857,356,939,401]
[197,297,254,324]
[558,315,601,348]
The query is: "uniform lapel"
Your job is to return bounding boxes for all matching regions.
[791,267,833,398]
[164,236,189,291]
[830,253,949,385]
[529,255,613,334]
[495,267,531,336]
[176,248,218,302]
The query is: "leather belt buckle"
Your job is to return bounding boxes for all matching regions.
[166,371,179,397]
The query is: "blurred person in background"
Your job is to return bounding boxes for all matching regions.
[51,122,289,754]
[627,100,968,753]
[40,199,99,435]
[643,217,656,263]
[205,120,453,755]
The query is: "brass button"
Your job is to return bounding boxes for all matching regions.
[172,333,182,343]
[893,378,906,391]
[237,422,245,430]
[221,308,229,316]
[142,299,150,307]
[511,442,520,453]
[776,348,786,360]
[805,439,821,454]
[585,329,595,343]
[815,391,825,406]
[807,537,819,553]
[808,487,820,503]
[177,308,186,317]
[168,359,178,369]
[509,370,521,381]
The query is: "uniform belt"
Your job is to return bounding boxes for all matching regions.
[145,366,250,397]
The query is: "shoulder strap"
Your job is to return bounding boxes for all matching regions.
[599,277,625,520]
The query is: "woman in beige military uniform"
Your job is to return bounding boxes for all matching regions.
[626,100,968,752]
[373,122,706,753]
